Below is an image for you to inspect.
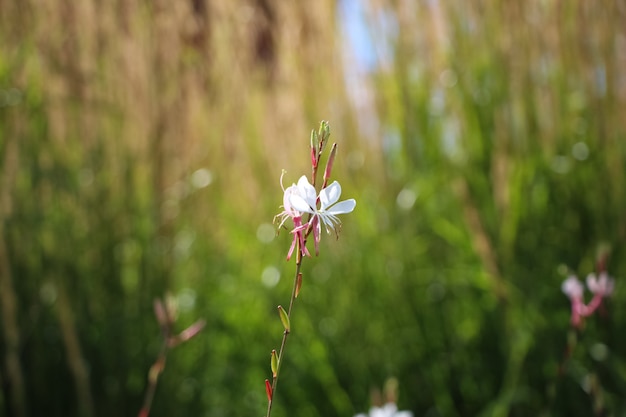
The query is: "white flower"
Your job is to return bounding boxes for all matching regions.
[276,175,355,256]
[354,403,413,417]
[275,175,317,226]
[274,174,318,260]
[289,176,356,234]
[586,272,615,297]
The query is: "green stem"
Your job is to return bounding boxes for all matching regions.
[265,258,303,417]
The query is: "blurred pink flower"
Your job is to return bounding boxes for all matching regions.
[562,271,616,328]
[562,275,585,327]
[586,272,615,297]
[582,271,615,316]
[562,275,584,300]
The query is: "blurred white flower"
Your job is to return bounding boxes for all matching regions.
[354,403,413,417]
[562,271,616,328]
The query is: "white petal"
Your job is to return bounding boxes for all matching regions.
[296,175,310,187]
[382,403,398,415]
[320,181,341,209]
[289,194,315,214]
[318,212,340,233]
[327,199,356,214]
[297,175,317,206]
[282,185,298,213]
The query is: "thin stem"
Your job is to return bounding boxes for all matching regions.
[265,257,303,417]
[584,294,603,316]
[138,340,169,417]
[267,127,329,416]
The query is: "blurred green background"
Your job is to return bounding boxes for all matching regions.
[1,1,626,416]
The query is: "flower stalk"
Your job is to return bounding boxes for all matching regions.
[265,258,303,417]
[266,121,355,417]
[139,295,205,417]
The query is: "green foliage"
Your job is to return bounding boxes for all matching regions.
[0,1,625,417]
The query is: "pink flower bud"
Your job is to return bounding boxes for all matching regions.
[323,143,337,188]
[153,299,168,327]
[265,379,273,402]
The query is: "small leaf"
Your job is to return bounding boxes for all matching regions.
[265,379,273,402]
[271,349,278,377]
[164,292,178,323]
[277,305,290,333]
[295,273,303,298]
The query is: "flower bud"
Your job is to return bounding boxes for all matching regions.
[169,319,206,347]
[317,121,329,153]
[277,305,290,333]
[271,349,278,377]
[323,143,337,187]
[295,273,303,298]
[265,379,273,401]
[153,299,167,327]
[311,130,319,168]
[319,120,330,143]
[164,292,178,323]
